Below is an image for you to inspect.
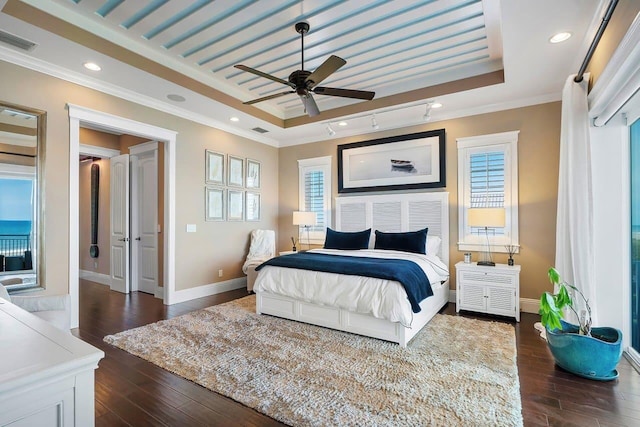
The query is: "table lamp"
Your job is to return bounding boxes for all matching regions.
[293,211,317,250]
[467,207,505,266]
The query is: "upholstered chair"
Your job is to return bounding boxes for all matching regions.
[242,229,276,292]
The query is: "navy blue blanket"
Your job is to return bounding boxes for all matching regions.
[256,252,432,313]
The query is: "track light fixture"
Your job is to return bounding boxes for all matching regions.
[326,123,336,136]
[423,103,433,122]
[371,114,379,130]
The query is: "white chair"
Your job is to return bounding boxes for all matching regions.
[242,229,275,292]
[0,281,70,331]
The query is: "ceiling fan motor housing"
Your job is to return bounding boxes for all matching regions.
[289,70,312,95]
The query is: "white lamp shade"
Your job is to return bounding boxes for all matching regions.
[467,208,506,228]
[292,211,317,226]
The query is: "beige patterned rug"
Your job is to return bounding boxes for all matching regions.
[104,295,522,426]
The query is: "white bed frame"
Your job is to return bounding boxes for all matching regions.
[256,192,450,348]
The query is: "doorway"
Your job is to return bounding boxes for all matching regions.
[68,104,177,329]
[630,118,640,356]
[79,135,161,297]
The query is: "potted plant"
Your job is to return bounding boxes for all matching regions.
[539,267,622,381]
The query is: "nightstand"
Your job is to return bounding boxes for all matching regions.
[279,251,297,256]
[455,261,521,321]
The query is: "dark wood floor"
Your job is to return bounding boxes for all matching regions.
[75,279,640,427]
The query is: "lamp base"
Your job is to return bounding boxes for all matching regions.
[477,261,496,267]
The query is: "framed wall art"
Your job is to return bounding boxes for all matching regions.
[228,189,244,221]
[205,150,225,185]
[228,155,244,187]
[205,187,225,221]
[246,159,261,189]
[245,191,261,221]
[338,129,446,193]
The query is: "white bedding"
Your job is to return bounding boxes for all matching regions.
[253,249,450,327]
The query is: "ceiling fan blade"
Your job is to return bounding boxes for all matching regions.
[234,64,295,88]
[243,91,295,105]
[313,86,375,100]
[305,55,346,89]
[300,94,320,117]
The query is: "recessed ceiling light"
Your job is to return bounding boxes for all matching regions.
[167,94,186,102]
[83,62,101,71]
[338,121,347,126]
[431,102,443,108]
[230,116,240,122]
[549,32,572,43]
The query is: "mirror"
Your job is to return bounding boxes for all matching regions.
[0,100,45,291]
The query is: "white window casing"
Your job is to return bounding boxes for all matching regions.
[457,131,519,252]
[298,156,332,244]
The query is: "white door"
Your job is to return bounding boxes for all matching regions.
[131,148,158,295]
[110,154,130,294]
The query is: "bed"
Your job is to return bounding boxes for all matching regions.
[254,192,450,347]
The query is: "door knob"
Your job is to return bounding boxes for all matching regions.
[118,237,129,242]
[135,237,141,241]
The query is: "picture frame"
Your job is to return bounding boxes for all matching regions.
[228,155,244,187]
[338,129,446,193]
[205,187,225,221]
[245,191,261,221]
[227,189,244,221]
[205,150,225,185]
[246,159,261,189]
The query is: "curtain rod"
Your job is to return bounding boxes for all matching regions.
[574,0,619,83]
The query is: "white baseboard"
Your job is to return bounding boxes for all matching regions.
[79,270,111,287]
[155,286,163,299]
[170,277,247,305]
[520,298,540,314]
[448,290,540,314]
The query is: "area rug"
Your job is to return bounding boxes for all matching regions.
[104,296,522,426]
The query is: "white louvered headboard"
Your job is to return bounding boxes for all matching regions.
[335,192,449,266]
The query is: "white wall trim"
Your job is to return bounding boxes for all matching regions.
[170,277,247,305]
[68,104,177,328]
[625,348,640,373]
[79,270,110,287]
[0,45,278,147]
[129,140,158,155]
[78,144,120,159]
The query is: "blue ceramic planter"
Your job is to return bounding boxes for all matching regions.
[545,320,623,381]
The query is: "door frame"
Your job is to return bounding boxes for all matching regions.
[68,104,177,329]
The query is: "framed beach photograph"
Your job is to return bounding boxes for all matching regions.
[246,159,261,189]
[205,150,225,185]
[245,191,261,221]
[338,129,446,193]
[228,189,244,221]
[205,187,225,221]
[228,155,244,187]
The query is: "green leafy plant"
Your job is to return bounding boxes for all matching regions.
[539,267,592,336]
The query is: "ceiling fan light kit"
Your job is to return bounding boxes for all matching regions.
[235,22,375,117]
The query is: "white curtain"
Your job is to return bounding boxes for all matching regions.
[555,74,597,325]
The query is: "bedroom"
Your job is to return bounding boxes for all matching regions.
[0,0,639,425]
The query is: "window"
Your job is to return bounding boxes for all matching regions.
[457,131,519,252]
[298,156,332,244]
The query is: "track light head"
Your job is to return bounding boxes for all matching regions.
[326,123,336,136]
[371,114,379,130]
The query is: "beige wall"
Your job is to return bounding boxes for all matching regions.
[79,158,111,275]
[79,127,120,150]
[0,59,279,296]
[279,102,561,300]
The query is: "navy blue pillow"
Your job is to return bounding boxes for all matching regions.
[323,228,371,250]
[374,228,428,254]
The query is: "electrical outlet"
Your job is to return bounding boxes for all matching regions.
[218,269,223,278]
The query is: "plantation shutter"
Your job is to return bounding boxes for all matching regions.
[304,169,325,233]
[470,151,505,235]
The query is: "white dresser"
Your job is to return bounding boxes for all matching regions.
[455,261,521,321]
[0,300,104,426]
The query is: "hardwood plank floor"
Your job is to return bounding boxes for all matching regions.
[75,279,640,426]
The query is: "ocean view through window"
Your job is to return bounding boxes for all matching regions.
[0,177,34,275]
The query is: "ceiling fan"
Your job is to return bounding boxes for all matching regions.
[234,22,375,117]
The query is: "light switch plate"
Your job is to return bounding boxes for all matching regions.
[186,224,196,233]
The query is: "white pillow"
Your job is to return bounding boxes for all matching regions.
[426,235,442,256]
